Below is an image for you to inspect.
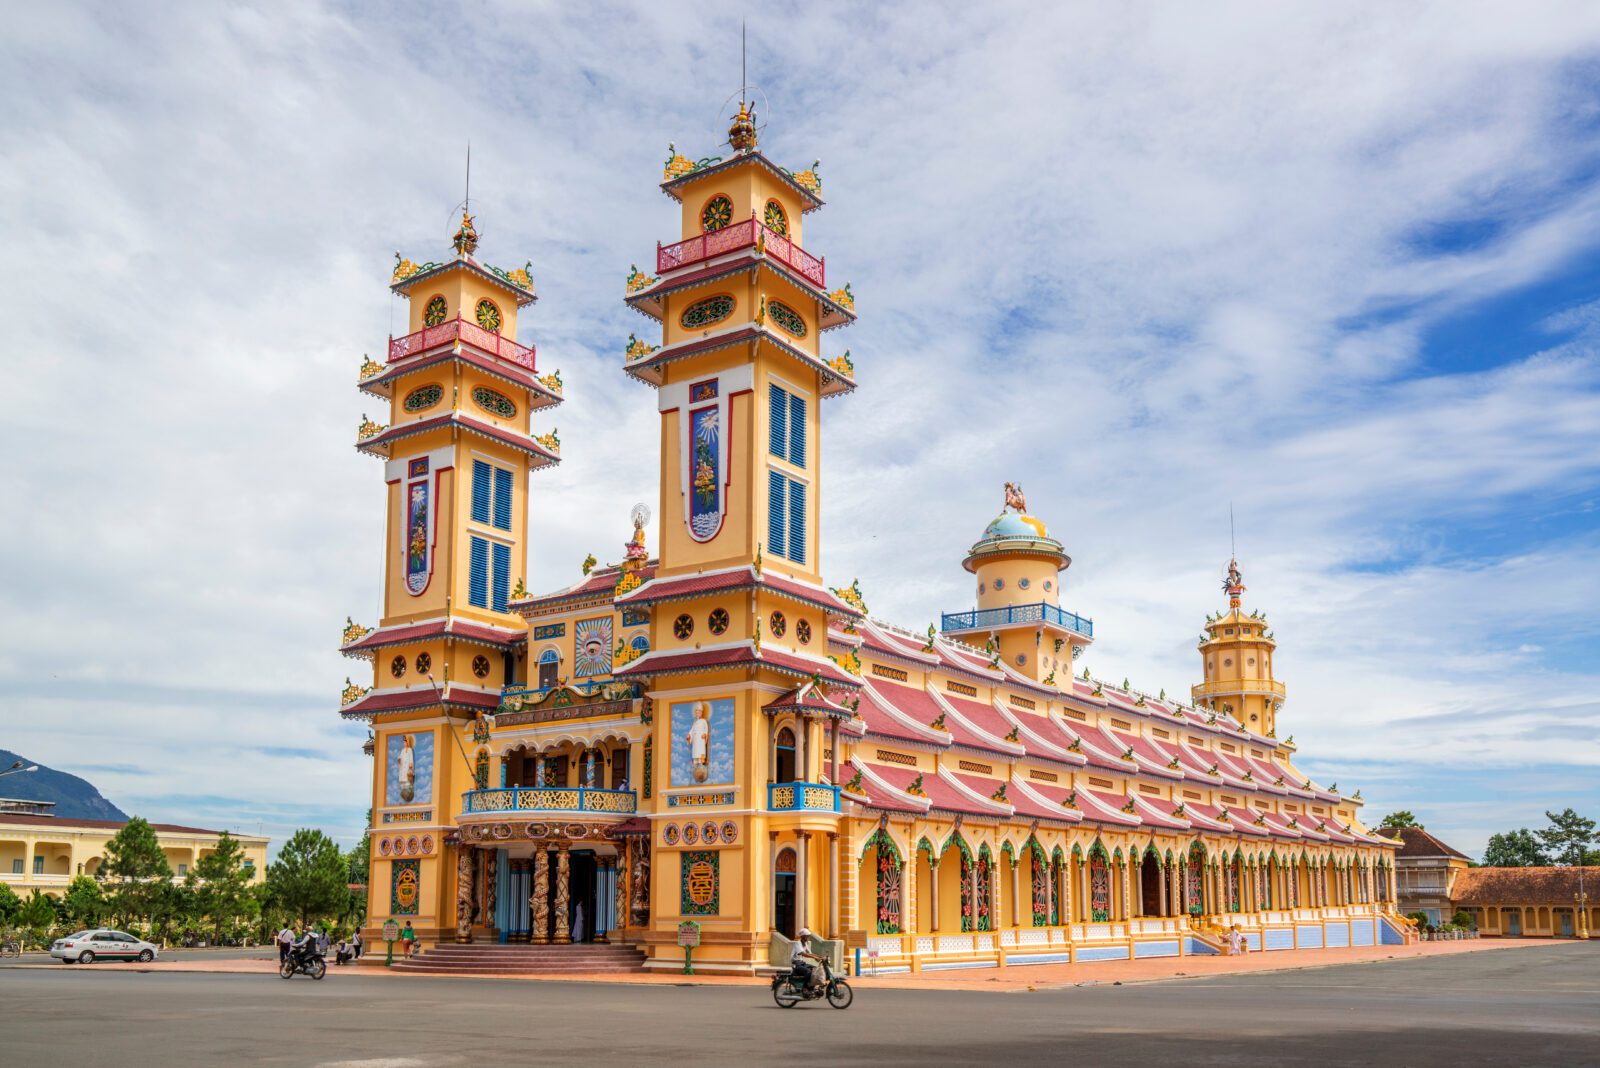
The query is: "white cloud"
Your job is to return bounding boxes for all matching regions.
[3,1,1599,853]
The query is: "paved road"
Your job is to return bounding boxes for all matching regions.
[1,942,1594,1066]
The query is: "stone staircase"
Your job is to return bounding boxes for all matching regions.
[390,942,647,975]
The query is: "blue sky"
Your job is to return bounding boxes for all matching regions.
[2,2,1598,860]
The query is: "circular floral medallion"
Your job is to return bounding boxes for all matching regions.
[472,386,517,419]
[679,294,735,330]
[708,607,730,635]
[407,836,420,855]
[403,384,443,412]
[424,295,448,327]
[701,195,734,232]
[390,655,407,678]
[682,822,699,845]
[769,611,786,638]
[721,820,738,843]
[702,820,719,844]
[415,651,432,674]
[420,834,434,854]
[475,299,502,332]
[767,300,807,338]
[763,199,788,235]
[472,654,491,678]
[378,838,392,856]
[796,619,812,645]
[663,824,680,846]
[673,614,694,640]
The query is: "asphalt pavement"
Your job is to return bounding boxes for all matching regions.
[1,941,1595,1066]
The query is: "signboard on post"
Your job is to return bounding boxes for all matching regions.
[382,920,399,966]
[677,919,701,975]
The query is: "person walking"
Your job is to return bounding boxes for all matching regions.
[400,921,416,958]
[276,925,294,964]
[352,929,363,960]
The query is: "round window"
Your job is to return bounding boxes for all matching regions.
[708,608,730,635]
[679,294,735,330]
[423,295,448,327]
[767,300,807,338]
[472,655,491,678]
[673,614,695,640]
[763,199,788,235]
[415,651,432,674]
[769,611,786,638]
[390,655,407,678]
[471,386,517,419]
[474,299,502,332]
[796,619,812,645]
[1044,580,1053,591]
[701,195,733,232]
[403,384,443,412]
[994,578,1005,591]
[1015,654,1027,666]
[1019,577,1031,589]
[1223,658,1232,667]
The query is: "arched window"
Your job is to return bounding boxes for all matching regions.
[774,726,797,783]
[773,847,798,939]
[537,648,559,689]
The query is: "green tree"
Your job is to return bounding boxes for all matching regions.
[193,831,254,941]
[0,881,21,924]
[1379,811,1420,830]
[347,812,371,886]
[61,875,106,929]
[1482,828,1547,867]
[99,817,174,927]
[266,829,349,927]
[18,889,58,932]
[1537,808,1599,867]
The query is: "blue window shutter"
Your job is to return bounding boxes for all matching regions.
[788,479,807,565]
[468,536,489,608]
[493,466,513,530]
[768,382,788,458]
[767,469,787,558]
[491,541,511,612]
[789,393,807,467]
[471,460,491,524]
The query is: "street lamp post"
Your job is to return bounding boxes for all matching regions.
[0,760,39,779]
[1578,865,1590,941]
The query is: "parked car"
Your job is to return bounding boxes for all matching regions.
[50,929,159,964]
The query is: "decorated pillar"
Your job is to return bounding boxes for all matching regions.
[615,843,631,937]
[554,845,572,944]
[455,847,475,943]
[595,857,613,943]
[827,832,839,939]
[1012,854,1022,927]
[829,718,840,787]
[929,857,940,932]
[795,832,809,933]
[483,850,497,933]
[531,847,550,944]
[630,838,651,927]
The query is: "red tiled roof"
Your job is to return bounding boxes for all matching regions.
[515,564,660,610]
[1079,789,1142,827]
[918,769,1003,816]
[950,771,1013,812]
[613,642,861,689]
[1390,826,1472,859]
[340,684,500,720]
[1450,867,1600,906]
[850,761,932,814]
[940,694,1027,756]
[1009,779,1086,824]
[0,813,258,837]
[360,347,560,406]
[341,617,524,656]
[870,683,1011,756]
[764,681,849,718]
[1109,729,1184,780]
[614,567,862,617]
[357,413,559,467]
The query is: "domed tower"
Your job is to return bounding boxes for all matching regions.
[940,483,1093,684]
[1192,557,1285,736]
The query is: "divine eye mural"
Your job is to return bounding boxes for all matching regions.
[689,404,721,539]
[671,698,734,786]
[573,616,613,678]
[386,732,434,806]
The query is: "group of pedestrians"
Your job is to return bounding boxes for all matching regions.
[274,926,364,966]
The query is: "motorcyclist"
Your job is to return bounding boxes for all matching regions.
[790,928,825,994]
[290,928,320,969]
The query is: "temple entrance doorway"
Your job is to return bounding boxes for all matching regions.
[569,850,598,942]
[1507,910,1522,936]
[1140,854,1162,916]
[773,847,797,938]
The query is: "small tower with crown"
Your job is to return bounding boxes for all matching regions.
[1193,557,1285,736]
[941,483,1093,684]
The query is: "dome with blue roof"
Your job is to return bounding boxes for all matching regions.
[983,511,1049,540]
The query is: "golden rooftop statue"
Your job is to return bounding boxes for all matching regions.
[728,100,758,152]
[452,210,479,256]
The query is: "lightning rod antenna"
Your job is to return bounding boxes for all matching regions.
[741,21,747,106]
[1229,502,1236,558]
[464,142,471,217]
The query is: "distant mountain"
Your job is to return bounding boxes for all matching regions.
[0,749,129,821]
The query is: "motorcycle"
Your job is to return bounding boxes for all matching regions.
[771,956,853,1009]
[280,943,327,980]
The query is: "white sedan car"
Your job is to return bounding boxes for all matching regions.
[50,929,159,964]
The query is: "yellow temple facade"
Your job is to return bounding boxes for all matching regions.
[340,103,1405,973]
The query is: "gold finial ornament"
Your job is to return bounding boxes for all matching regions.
[452,211,479,257]
[728,100,758,152]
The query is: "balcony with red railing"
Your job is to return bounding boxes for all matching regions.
[656,216,825,289]
[386,316,536,371]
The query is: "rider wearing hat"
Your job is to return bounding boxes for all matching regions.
[791,928,824,993]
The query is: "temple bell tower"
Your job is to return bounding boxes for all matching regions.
[1193,557,1285,736]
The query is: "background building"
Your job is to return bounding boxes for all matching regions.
[1391,826,1472,926]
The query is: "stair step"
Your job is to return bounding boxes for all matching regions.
[394,942,646,975]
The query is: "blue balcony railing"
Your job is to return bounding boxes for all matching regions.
[460,787,637,817]
[768,782,841,813]
[940,601,1094,638]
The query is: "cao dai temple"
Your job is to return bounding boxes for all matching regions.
[338,101,1410,973]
